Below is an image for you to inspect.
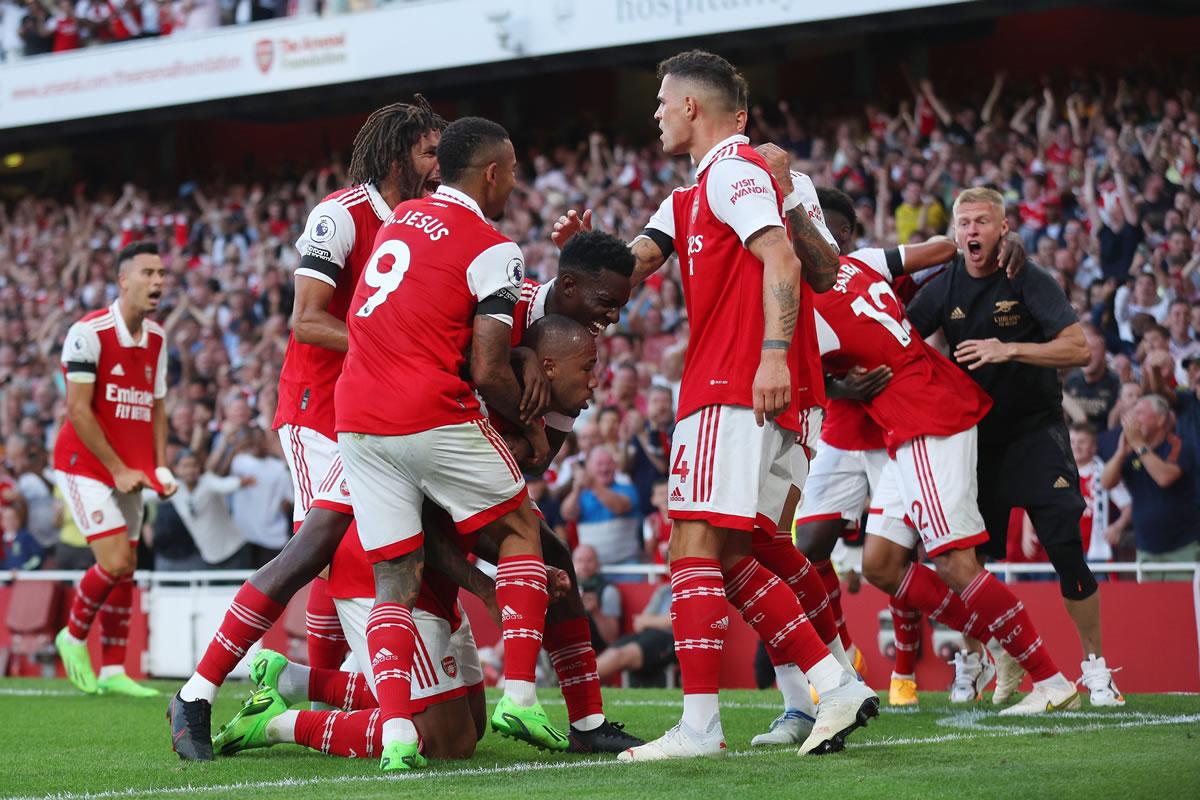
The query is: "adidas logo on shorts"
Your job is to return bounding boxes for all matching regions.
[1053,476,1070,489]
[670,487,684,503]
[950,307,966,320]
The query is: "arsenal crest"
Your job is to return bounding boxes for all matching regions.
[92,510,104,525]
[442,656,458,678]
[255,39,274,75]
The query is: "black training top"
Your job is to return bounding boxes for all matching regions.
[906,256,1078,446]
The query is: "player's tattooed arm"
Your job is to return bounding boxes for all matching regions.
[372,548,425,607]
[630,235,668,287]
[748,226,803,424]
[785,206,839,293]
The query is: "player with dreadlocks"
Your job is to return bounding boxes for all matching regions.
[168,97,447,761]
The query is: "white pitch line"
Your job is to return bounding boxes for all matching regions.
[7,712,1199,800]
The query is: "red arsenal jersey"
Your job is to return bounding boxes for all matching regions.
[643,135,833,432]
[814,249,992,452]
[273,183,393,440]
[53,301,167,492]
[335,186,525,436]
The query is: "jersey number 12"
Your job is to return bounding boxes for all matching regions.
[850,281,912,346]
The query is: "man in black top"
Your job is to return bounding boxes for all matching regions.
[906,187,1118,705]
[1064,322,1121,432]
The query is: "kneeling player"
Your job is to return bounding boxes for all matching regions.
[813,189,1080,715]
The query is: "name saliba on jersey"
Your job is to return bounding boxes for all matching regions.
[105,382,154,422]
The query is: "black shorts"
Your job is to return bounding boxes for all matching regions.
[976,421,1086,561]
[614,628,676,675]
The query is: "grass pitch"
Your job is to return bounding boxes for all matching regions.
[2,679,1198,799]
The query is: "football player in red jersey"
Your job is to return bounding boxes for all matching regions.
[170,99,445,761]
[53,242,176,700]
[812,187,1081,716]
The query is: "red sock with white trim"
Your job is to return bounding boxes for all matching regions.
[67,564,120,641]
[193,582,285,688]
[814,559,853,649]
[544,617,603,729]
[959,569,1058,681]
[305,577,349,669]
[308,666,378,711]
[751,528,840,646]
[98,575,133,670]
[724,556,829,673]
[670,557,726,730]
[293,708,382,758]
[895,562,989,642]
[888,596,921,677]
[366,602,417,745]
[495,555,549,704]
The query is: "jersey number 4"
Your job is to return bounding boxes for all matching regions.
[849,280,912,346]
[671,445,690,483]
[355,240,412,319]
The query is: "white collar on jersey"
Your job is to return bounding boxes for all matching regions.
[695,133,750,177]
[432,185,486,221]
[363,183,393,221]
[109,299,148,348]
[528,279,552,327]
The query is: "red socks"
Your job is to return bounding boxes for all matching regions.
[960,570,1058,681]
[305,577,349,669]
[725,557,828,673]
[495,556,550,683]
[888,597,921,676]
[365,603,416,727]
[308,666,378,711]
[294,709,381,758]
[670,557,727,695]
[896,562,988,641]
[67,564,119,640]
[544,617,603,725]
[98,576,133,667]
[196,582,285,686]
[751,528,839,645]
[814,559,853,649]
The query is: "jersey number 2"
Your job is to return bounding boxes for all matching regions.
[355,240,412,319]
[850,281,912,346]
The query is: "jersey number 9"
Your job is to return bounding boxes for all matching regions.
[355,240,412,319]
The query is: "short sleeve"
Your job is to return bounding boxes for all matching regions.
[788,171,839,252]
[906,270,949,339]
[705,157,784,245]
[846,247,906,283]
[467,240,525,309]
[61,322,101,384]
[544,411,576,432]
[644,194,676,239]
[154,340,168,399]
[1019,263,1078,339]
[294,199,357,287]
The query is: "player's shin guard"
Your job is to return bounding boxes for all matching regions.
[308,667,378,711]
[814,559,853,649]
[365,603,417,744]
[896,562,989,642]
[495,556,550,686]
[725,557,828,673]
[305,577,349,669]
[67,564,120,640]
[98,575,133,668]
[960,570,1058,682]
[544,617,603,727]
[751,528,840,646]
[195,583,285,686]
[888,597,920,676]
[294,708,382,758]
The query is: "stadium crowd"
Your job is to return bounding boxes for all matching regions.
[1,66,1199,578]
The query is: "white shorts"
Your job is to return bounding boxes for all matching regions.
[789,406,824,492]
[795,445,889,527]
[54,471,144,543]
[335,597,484,712]
[865,430,989,557]
[309,453,354,517]
[666,405,793,532]
[338,420,527,562]
[278,424,340,530]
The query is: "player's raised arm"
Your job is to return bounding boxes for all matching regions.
[756,143,839,292]
[554,203,671,287]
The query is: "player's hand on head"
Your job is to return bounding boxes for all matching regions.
[953,338,1013,370]
[525,425,550,468]
[754,144,794,195]
[752,352,791,426]
[999,232,1027,278]
[550,209,593,250]
[843,365,893,401]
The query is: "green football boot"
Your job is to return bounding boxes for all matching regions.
[249,649,290,698]
[380,739,427,771]
[97,672,158,698]
[211,687,287,756]
[490,695,569,752]
[55,628,97,694]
